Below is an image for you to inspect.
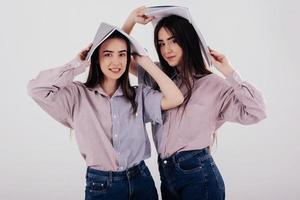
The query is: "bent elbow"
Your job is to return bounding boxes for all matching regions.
[257,109,267,122]
[240,110,267,125]
[27,80,36,98]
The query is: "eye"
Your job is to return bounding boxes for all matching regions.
[158,42,165,47]
[119,52,127,57]
[171,39,177,44]
[104,53,112,57]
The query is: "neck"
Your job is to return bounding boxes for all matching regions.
[101,78,118,97]
[175,62,183,73]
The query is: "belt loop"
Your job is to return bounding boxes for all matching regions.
[138,161,142,170]
[172,152,177,164]
[85,167,89,179]
[108,171,112,184]
[206,147,210,154]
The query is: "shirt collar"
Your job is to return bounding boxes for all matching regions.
[91,84,124,98]
[112,86,124,97]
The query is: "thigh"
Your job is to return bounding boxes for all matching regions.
[174,153,225,200]
[180,156,225,200]
[175,159,208,200]
[205,158,225,200]
[132,166,158,200]
[160,180,180,200]
[179,157,225,200]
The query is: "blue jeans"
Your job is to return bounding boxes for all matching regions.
[85,161,158,200]
[158,148,225,200]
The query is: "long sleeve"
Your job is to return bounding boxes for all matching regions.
[216,71,267,126]
[27,58,88,128]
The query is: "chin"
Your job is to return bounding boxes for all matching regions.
[164,59,178,67]
[113,75,123,80]
[167,62,178,67]
[113,72,126,80]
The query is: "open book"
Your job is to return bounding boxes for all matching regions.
[86,22,148,60]
[146,6,212,67]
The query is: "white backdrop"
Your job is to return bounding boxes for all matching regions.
[1,0,299,199]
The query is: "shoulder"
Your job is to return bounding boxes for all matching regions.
[134,84,156,94]
[71,81,86,90]
[192,73,230,98]
[134,84,161,101]
[194,73,226,87]
[68,81,96,94]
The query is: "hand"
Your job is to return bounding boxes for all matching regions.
[128,6,154,25]
[209,47,234,77]
[77,43,92,61]
[72,43,92,69]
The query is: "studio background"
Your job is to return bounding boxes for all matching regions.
[1,0,299,199]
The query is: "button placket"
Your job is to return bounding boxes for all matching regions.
[111,98,118,148]
[111,98,124,171]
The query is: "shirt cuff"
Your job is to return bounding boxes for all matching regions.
[225,71,243,88]
[65,58,87,76]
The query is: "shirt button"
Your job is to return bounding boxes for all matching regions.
[114,134,118,138]
[113,115,116,119]
[163,160,168,164]
[120,167,124,170]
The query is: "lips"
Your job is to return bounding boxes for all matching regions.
[109,68,122,73]
[166,55,176,60]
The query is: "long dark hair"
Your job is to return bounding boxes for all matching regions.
[84,31,137,113]
[154,15,212,108]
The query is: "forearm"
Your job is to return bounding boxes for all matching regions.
[221,65,235,77]
[219,71,267,124]
[27,58,87,99]
[141,61,183,108]
[122,17,135,34]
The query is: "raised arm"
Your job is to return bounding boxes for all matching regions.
[27,44,91,128]
[122,6,154,76]
[122,6,154,34]
[133,55,184,110]
[209,48,267,126]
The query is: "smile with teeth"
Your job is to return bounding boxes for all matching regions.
[109,68,122,73]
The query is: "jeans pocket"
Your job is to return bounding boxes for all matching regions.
[86,178,110,194]
[176,157,203,174]
[210,161,225,190]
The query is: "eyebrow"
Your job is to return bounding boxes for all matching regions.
[158,36,175,42]
[102,50,127,53]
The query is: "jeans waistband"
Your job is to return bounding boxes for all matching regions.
[86,160,147,181]
[158,148,211,165]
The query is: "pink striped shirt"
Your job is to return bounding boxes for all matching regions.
[138,68,267,158]
[27,59,163,171]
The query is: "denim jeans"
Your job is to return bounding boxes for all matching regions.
[158,148,225,200]
[85,161,158,200]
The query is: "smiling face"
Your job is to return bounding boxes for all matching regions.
[157,27,183,68]
[98,38,128,82]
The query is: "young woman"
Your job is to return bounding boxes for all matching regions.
[123,7,267,200]
[27,23,184,200]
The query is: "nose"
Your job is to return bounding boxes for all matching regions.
[111,56,121,66]
[163,43,173,55]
